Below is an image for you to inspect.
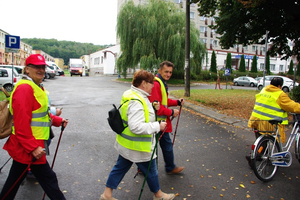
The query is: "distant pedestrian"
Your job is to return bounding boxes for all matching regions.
[215,74,222,89]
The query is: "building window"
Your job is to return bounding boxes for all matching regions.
[279,65,283,71]
[190,3,195,7]
[200,38,207,44]
[270,64,275,71]
[252,46,258,52]
[211,29,216,35]
[101,56,103,64]
[233,44,238,49]
[200,16,206,21]
[260,63,264,71]
[200,26,207,33]
[94,57,100,65]
[260,46,265,52]
[190,12,194,19]
[243,46,248,51]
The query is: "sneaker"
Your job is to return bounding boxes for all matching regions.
[167,166,184,174]
[153,193,176,200]
[99,194,118,200]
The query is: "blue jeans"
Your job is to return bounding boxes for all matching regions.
[106,155,160,193]
[159,132,176,173]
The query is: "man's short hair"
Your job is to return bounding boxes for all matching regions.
[159,61,174,69]
[270,77,283,87]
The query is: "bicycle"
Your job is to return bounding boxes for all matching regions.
[250,114,300,182]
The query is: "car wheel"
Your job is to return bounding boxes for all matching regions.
[46,73,50,79]
[234,82,238,86]
[3,84,13,92]
[282,87,289,93]
[250,83,254,87]
[258,85,263,90]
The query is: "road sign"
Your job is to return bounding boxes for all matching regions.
[225,68,231,76]
[5,35,20,52]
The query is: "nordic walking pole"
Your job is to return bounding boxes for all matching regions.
[0,157,12,173]
[134,101,159,178]
[138,126,168,200]
[1,158,37,200]
[42,120,67,200]
[172,100,183,146]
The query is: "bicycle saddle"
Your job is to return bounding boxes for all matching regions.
[269,119,282,125]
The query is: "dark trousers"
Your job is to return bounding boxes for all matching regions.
[0,160,65,200]
[159,132,176,173]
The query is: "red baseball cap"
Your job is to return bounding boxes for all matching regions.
[25,54,47,66]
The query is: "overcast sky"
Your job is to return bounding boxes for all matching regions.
[1,0,117,46]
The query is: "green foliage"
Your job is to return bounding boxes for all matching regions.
[289,85,300,103]
[225,52,232,70]
[250,55,258,73]
[239,55,246,72]
[21,38,107,65]
[210,51,217,73]
[191,0,300,61]
[116,0,206,78]
[287,60,294,75]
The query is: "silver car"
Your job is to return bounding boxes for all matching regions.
[233,76,258,87]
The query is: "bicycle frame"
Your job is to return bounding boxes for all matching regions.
[252,120,300,167]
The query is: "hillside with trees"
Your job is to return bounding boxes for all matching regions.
[21,38,109,65]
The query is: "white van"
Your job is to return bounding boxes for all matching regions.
[46,61,64,76]
[0,67,21,92]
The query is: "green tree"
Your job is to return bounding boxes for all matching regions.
[210,51,217,73]
[266,54,270,75]
[288,60,294,75]
[250,55,258,73]
[116,0,206,78]
[225,52,232,70]
[296,62,300,76]
[191,0,300,61]
[239,55,246,72]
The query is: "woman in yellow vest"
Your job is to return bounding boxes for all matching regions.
[0,54,68,200]
[100,70,176,200]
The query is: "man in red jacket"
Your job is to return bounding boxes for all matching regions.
[149,61,185,174]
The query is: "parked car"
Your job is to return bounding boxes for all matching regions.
[46,61,64,76]
[45,66,56,79]
[255,77,263,82]
[257,75,299,92]
[233,76,258,87]
[0,65,24,77]
[0,67,21,92]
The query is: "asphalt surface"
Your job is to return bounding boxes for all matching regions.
[0,75,299,200]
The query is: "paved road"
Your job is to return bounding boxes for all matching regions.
[0,76,299,200]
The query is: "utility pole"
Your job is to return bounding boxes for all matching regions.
[184,0,190,97]
[263,30,268,88]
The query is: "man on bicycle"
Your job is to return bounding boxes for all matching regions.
[246,77,300,166]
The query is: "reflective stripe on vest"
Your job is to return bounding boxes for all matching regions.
[251,88,288,124]
[116,89,152,152]
[10,79,50,140]
[154,77,168,121]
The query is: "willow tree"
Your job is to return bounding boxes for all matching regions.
[116,0,206,78]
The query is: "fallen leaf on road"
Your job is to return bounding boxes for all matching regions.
[250,181,255,184]
[239,184,245,188]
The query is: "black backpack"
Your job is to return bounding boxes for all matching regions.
[107,99,143,134]
[107,103,127,134]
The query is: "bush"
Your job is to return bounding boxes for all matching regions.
[289,85,300,103]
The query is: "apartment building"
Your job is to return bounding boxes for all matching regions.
[32,50,54,62]
[116,0,292,74]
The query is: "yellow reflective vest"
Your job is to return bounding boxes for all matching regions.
[10,79,50,140]
[251,88,288,125]
[116,89,152,152]
[154,77,168,121]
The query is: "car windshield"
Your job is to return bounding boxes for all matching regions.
[71,64,82,68]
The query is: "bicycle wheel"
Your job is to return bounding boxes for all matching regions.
[251,135,280,182]
[295,133,300,163]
